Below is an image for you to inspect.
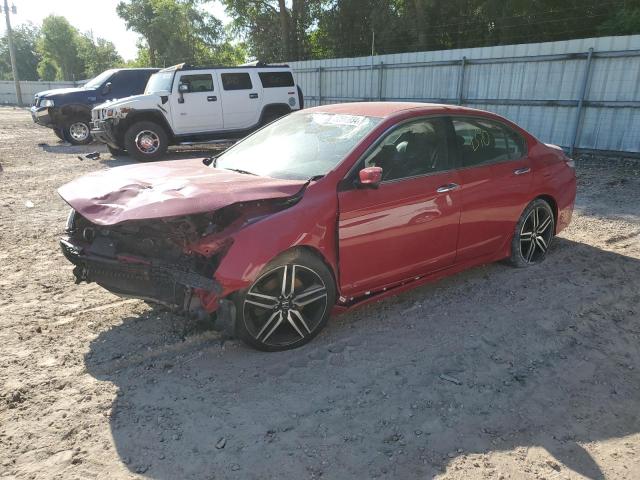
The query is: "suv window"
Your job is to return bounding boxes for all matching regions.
[453,117,526,167]
[221,73,252,90]
[363,118,450,182]
[179,74,214,92]
[259,71,294,88]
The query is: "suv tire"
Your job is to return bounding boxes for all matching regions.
[63,117,92,145]
[124,121,168,162]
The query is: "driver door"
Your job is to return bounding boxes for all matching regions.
[170,72,223,134]
[337,117,462,297]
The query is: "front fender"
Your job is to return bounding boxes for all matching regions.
[213,182,339,298]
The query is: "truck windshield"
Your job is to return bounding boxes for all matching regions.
[213,112,381,180]
[84,70,115,90]
[145,72,175,94]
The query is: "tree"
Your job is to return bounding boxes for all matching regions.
[0,23,41,81]
[38,15,84,80]
[222,0,323,61]
[117,0,244,66]
[77,34,124,77]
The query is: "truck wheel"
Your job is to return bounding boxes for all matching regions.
[63,118,92,145]
[107,145,127,157]
[124,121,168,162]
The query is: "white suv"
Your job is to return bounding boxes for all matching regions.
[91,62,303,161]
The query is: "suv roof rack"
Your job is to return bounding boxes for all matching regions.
[159,62,290,73]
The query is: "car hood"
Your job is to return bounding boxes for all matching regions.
[95,93,156,110]
[37,87,91,98]
[58,158,309,226]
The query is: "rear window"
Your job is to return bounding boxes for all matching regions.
[259,71,295,88]
[221,73,252,90]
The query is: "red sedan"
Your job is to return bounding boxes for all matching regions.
[59,102,576,351]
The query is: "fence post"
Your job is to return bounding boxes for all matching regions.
[570,47,594,157]
[317,67,323,106]
[457,56,467,105]
[377,62,384,100]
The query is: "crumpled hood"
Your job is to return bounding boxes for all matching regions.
[58,158,308,226]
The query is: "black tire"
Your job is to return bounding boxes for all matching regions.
[63,117,92,145]
[124,121,168,162]
[234,249,336,352]
[509,198,555,267]
[53,127,65,141]
[107,144,127,157]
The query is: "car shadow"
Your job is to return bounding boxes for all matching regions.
[84,238,640,479]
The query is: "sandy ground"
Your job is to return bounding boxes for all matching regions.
[1,106,639,480]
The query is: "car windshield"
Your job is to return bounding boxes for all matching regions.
[84,70,115,90]
[145,72,175,94]
[213,112,381,180]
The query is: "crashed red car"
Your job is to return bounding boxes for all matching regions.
[59,102,576,351]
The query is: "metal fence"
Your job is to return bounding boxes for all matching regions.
[0,80,82,106]
[290,35,640,155]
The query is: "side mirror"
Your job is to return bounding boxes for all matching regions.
[101,82,112,95]
[178,83,189,103]
[357,166,383,188]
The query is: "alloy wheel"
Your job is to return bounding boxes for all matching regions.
[69,122,90,142]
[519,206,554,264]
[242,264,328,348]
[134,130,160,154]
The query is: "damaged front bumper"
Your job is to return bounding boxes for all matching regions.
[90,119,120,148]
[60,236,223,311]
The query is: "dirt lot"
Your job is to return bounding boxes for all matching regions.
[1,105,639,480]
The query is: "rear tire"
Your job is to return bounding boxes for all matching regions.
[124,121,168,162]
[234,249,336,352]
[63,117,92,145]
[509,199,555,267]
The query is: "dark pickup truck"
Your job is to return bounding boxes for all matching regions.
[30,68,159,145]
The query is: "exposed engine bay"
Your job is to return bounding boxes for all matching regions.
[60,197,299,317]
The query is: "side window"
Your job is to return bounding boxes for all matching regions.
[179,74,214,93]
[363,118,450,182]
[259,71,294,88]
[221,73,252,90]
[453,118,525,167]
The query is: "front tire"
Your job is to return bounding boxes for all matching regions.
[107,144,127,157]
[235,250,336,351]
[63,118,92,145]
[509,199,555,267]
[124,121,168,162]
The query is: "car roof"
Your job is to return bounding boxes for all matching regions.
[304,101,487,118]
[159,62,290,73]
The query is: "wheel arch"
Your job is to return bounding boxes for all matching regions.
[259,103,292,124]
[119,110,175,143]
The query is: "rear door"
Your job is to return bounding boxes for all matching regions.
[337,117,462,296]
[170,71,223,134]
[219,71,262,129]
[451,116,532,262]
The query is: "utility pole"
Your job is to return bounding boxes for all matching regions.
[3,0,22,106]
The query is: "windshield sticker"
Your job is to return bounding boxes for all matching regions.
[312,113,367,127]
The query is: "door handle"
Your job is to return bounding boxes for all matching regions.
[207,96,217,102]
[513,167,531,175]
[249,93,259,99]
[436,183,459,193]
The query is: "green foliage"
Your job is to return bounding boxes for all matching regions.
[38,16,83,80]
[77,35,124,77]
[117,0,246,66]
[0,23,41,81]
[37,57,58,81]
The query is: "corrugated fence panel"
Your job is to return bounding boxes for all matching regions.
[290,34,640,153]
[0,80,79,105]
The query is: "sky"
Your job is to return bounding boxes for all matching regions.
[0,0,231,61]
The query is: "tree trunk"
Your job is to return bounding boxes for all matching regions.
[277,0,290,60]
